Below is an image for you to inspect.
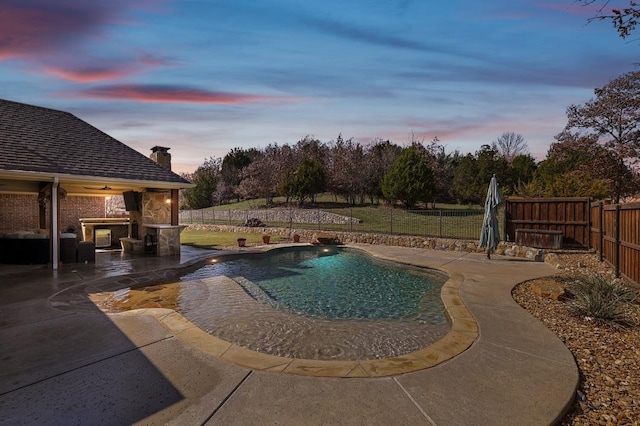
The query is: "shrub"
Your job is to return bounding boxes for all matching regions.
[568,275,637,324]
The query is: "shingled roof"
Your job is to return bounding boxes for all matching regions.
[0,99,190,186]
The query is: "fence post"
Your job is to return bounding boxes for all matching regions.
[350,207,353,233]
[438,210,443,238]
[200,209,204,223]
[289,204,293,238]
[599,202,604,262]
[614,204,620,278]
[503,199,508,242]
[586,198,591,251]
[317,209,320,231]
[390,209,393,234]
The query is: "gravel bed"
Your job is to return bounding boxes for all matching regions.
[512,251,640,425]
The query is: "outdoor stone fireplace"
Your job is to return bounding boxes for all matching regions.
[122,190,185,256]
[118,146,185,256]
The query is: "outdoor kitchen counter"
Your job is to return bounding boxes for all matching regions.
[142,224,187,256]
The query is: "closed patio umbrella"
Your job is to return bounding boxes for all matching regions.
[479,174,502,259]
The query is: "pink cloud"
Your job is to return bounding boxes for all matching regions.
[0,2,113,59]
[42,66,136,83]
[0,0,163,60]
[41,54,174,82]
[67,84,299,104]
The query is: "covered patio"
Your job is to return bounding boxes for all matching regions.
[0,98,192,269]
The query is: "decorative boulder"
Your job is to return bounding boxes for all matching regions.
[531,279,566,301]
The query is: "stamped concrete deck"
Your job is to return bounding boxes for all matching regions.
[0,244,578,425]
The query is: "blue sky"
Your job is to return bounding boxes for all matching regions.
[1,0,637,173]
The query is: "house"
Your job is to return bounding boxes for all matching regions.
[0,98,193,268]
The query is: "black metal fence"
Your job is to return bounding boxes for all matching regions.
[179,207,502,240]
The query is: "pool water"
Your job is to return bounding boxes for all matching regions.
[175,246,451,360]
[180,246,447,322]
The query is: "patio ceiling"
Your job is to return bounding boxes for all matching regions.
[0,171,190,197]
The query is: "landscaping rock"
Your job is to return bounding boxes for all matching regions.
[513,251,640,425]
[545,252,564,269]
[531,279,566,301]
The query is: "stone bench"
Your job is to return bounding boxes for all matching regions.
[119,237,144,254]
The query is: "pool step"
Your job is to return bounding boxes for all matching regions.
[231,276,277,307]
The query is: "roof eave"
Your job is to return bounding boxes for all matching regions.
[0,169,194,189]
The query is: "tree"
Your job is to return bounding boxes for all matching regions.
[182,158,220,209]
[578,1,640,38]
[327,134,368,204]
[507,154,537,195]
[521,135,613,199]
[363,139,402,204]
[564,70,640,164]
[237,145,283,205]
[381,146,435,208]
[418,136,462,205]
[561,70,640,201]
[451,145,510,204]
[491,132,528,163]
[290,157,326,205]
[221,147,258,203]
[451,153,478,204]
[277,170,297,203]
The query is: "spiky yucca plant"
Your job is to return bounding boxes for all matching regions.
[569,275,637,324]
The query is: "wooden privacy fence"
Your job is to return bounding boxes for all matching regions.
[504,197,640,284]
[590,201,640,284]
[503,197,591,249]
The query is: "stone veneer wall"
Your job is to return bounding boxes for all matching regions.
[141,192,171,225]
[129,192,172,239]
[157,227,182,256]
[185,224,545,260]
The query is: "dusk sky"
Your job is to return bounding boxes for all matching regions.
[1,0,637,174]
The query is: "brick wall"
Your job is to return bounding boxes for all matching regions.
[0,194,40,234]
[60,196,105,234]
[0,194,105,235]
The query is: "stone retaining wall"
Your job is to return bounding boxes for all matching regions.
[185,224,546,261]
[179,208,359,225]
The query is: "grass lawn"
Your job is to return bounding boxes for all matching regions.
[180,194,490,240]
[181,229,287,249]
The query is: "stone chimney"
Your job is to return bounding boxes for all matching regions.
[150,146,171,170]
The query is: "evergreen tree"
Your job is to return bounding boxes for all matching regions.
[381,146,435,208]
[291,157,326,205]
[182,158,219,209]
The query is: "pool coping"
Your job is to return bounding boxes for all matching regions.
[109,244,478,378]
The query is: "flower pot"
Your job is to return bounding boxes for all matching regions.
[262,235,271,244]
[293,234,300,243]
[237,238,247,247]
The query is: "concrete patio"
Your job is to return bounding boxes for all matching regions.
[0,245,578,425]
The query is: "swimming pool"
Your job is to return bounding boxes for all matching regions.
[176,246,451,360]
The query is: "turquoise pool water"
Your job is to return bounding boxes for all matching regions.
[177,246,450,360]
[180,246,447,322]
